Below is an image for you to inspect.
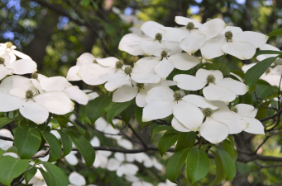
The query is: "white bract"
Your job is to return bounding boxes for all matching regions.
[257,44,282,65]
[90,137,112,168]
[201,26,268,60]
[174,68,248,102]
[0,42,32,62]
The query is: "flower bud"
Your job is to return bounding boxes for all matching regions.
[203,108,213,117]
[173,90,182,101]
[115,61,123,69]
[206,74,216,83]
[161,51,168,59]
[186,22,195,30]
[155,33,162,42]
[231,106,238,113]
[225,31,233,41]
[25,90,34,99]
[136,83,144,90]
[31,72,38,79]
[0,57,4,65]
[125,66,132,75]
[6,42,13,48]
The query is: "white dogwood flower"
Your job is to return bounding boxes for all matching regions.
[257,44,282,65]
[174,69,248,102]
[158,179,177,186]
[142,85,218,131]
[201,26,268,59]
[0,42,32,62]
[68,172,96,186]
[232,104,265,134]
[125,175,153,186]
[90,137,111,168]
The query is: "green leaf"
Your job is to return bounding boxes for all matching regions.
[175,132,196,152]
[106,100,133,125]
[215,146,236,180]
[245,57,277,90]
[227,135,234,146]
[158,131,178,156]
[239,92,252,104]
[14,126,42,159]
[166,149,189,183]
[222,140,234,158]
[0,156,29,185]
[204,62,230,76]
[41,162,68,186]
[0,117,14,129]
[67,131,95,167]
[267,28,282,37]
[135,106,144,127]
[86,95,112,124]
[186,147,210,185]
[151,125,174,141]
[57,131,72,157]
[120,102,135,124]
[254,50,282,58]
[57,115,85,136]
[40,130,62,162]
[24,167,37,184]
[257,100,271,119]
[255,82,278,100]
[0,149,5,157]
[210,151,224,186]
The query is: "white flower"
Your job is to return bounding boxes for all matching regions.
[66,53,117,85]
[0,129,13,150]
[158,179,177,186]
[25,170,47,186]
[90,137,111,168]
[133,153,163,170]
[0,76,74,124]
[257,44,282,65]
[0,42,32,62]
[65,151,78,166]
[68,172,86,186]
[107,152,139,177]
[201,26,268,60]
[174,68,248,102]
[125,175,153,186]
[232,104,265,134]
[142,85,218,132]
[94,117,122,140]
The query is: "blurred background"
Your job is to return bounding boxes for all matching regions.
[1,0,282,186]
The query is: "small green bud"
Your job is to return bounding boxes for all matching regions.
[0,57,4,65]
[25,90,34,99]
[6,42,13,48]
[155,33,162,42]
[136,83,144,90]
[206,74,216,83]
[161,51,168,59]
[125,66,132,75]
[31,72,38,79]
[231,106,238,113]
[225,31,233,41]
[174,90,182,101]
[186,22,195,30]
[203,108,213,117]
[115,61,123,68]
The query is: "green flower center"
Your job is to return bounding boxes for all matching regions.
[6,42,13,48]
[93,59,98,63]
[161,50,168,59]
[0,57,4,65]
[155,33,162,42]
[31,72,38,79]
[206,75,216,83]
[225,31,233,41]
[25,90,34,99]
[186,22,195,30]
[231,106,238,113]
[136,83,144,90]
[203,108,213,117]
[125,66,132,75]
[115,61,123,69]
[174,90,182,101]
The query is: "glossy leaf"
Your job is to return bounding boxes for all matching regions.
[135,106,144,127]
[0,156,29,185]
[210,151,224,186]
[222,140,235,158]
[106,100,133,125]
[0,117,14,129]
[158,131,178,156]
[86,95,112,124]
[215,146,236,180]
[267,28,282,37]
[186,147,210,184]
[41,162,68,186]
[175,132,196,152]
[40,130,62,162]
[23,167,37,184]
[120,102,135,124]
[166,149,189,183]
[67,131,95,167]
[151,125,174,141]
[57,131,72,157]
[14,126,42,159]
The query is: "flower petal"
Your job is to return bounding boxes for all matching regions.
[19,100,49,124]
[243,117,265,134]
[96,57,119,68]
[34,92,74,115]
[174,16,202,27]
[69,172,86,186]
[173,74,206,91]
[141,21,164,39]
[0,93,25,111]
[196,68,223,82]
[118,33,147,56]
[154,58,174,79]
[169,53,200,71]
[6,59,37,75]
[203,84,236,102]
[235,104,257,118]
[182,95,218,109]
[199,18,226,40]
[76,53,96,66]
[216,78,248,95]
[0,65,13,80]
[12,50,32,60]
[142,101,175,122]
[113,86,138,103]
[146,86,174,104]
[233,31,268,48]
[40,76,71,91]
[200,117,229,144]
[66,66,81,81]
[222,26,243,35]
[200,35,226,59]
[63,86,89,105]
[222,41,256,60]
[180,30,206,53]
[107,158,121,171]
[102,73,130,91]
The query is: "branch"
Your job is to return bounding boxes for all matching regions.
[127,123,148,149]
